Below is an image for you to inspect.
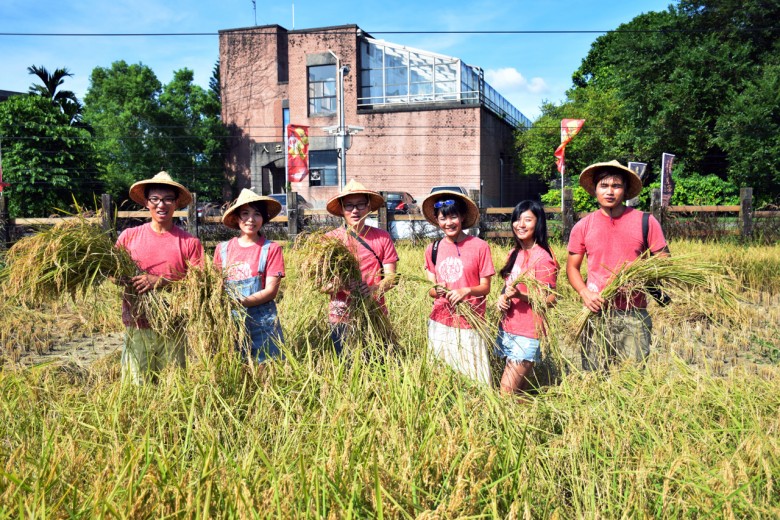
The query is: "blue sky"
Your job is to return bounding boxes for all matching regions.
[1,0,673,120]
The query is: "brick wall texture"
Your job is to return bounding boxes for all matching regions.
[220,24,530,208]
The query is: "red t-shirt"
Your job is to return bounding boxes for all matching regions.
[424,235,495,328]
[499,245,558,339]
[325,226,399,324]
[213,237,285,284]
[116,223,204,327]
[568,208,667,309]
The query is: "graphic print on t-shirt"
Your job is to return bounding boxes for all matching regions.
[227,262,253,281]
[437,255,464,285]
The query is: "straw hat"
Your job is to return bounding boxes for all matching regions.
[221,188,283,229]
[325,179,385,217]
[421,190,480,228]
[579,160,643,200]
[129,171,193,209]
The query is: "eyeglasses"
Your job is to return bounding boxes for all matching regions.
[343,202,368,211]
[433,199,456,209]
[147,196,177,206]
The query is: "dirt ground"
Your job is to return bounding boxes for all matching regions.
[13,331,124,369]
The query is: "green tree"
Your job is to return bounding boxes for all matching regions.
[714,64,780,205]
[0,95,95,217]
[519,0,780,202]
[158,68,227,200]
[27,65,83,126]
[82,61,166,202]
[82,61,226,203]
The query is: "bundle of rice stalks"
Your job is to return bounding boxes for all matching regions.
[511,273,559,335]
[452,293,499,348]
[295,231,396,354]
[0,215,137,304]
[572,253,739,340]
[296,232,362,291]
[143,257,246,359]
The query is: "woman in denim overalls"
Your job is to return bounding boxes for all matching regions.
[216,189,285,363]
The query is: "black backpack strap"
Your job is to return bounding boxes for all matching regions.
[642,212,650,253]
[431,239,441,266]
[347,228,384,276]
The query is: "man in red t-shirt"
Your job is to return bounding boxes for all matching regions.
[566,160,668,371]
[324,180,399,354]
[116,171,204,384]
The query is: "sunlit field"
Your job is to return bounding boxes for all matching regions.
[1,239,778,517]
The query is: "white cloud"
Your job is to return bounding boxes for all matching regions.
[484,67,548,95]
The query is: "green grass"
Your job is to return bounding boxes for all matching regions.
[0,240,779,517]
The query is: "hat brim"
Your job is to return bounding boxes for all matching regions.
[222,196,283,230]
[421,191,480,228]
[326,191,385,217]
[129,178,193,210]
[579,161,643,200]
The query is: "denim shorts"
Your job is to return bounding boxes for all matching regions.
[495,328,541,363]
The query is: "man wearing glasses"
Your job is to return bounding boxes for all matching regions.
[116,171,204,384]
[324,180,399,354]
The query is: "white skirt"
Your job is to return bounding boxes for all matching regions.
[427,319,492,385]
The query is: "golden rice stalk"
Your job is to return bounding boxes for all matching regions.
[296,231,362,291]
[0,215,137,304]
[295,231,396,353]
[452,295,499,349]
[511,273,559,336]
[572,253,739,340]
[143,257,246,358]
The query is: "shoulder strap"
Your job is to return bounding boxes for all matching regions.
[256,239,273,290]
[347,228,384,276]
[431,239,441,266]
[642,212,650,253]
[257,239,272,275]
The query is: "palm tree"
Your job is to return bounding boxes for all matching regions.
[27,65,83,125]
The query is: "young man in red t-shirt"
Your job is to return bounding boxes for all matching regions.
[566,160,668,371]
[116,171,204,384]
[324,180,399,354]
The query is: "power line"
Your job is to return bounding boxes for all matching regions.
[2,27,779,37]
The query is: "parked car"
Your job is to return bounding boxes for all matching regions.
[269,193,312,216]
[429,185,468,195]
[385,191,419,214]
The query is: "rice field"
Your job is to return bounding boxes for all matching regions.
[0,238,779,517]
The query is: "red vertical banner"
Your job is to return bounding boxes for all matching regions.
[286,124,309,183]
[554,118,585,173]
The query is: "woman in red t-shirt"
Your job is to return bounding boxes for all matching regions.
[496,200,558,395]
[215,189,286,364]
[422,191,495,385]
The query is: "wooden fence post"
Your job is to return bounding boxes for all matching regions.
[187,192,198,238]
[0,193,10,250]
[562,188,574,243]
[100,193,116,239]
[287,191,299,240]
[651,188,662,224]
[378,191,389,233]
[740,187,753,239]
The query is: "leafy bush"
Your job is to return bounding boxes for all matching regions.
[541,185,598,213]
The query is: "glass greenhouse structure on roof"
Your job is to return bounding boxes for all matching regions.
[359,37,531,129]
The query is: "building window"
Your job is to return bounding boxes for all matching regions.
[308,65,336,116]
[309,150,338,186]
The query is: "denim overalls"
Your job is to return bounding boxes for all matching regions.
[220,239,284,363]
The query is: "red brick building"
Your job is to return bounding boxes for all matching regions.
[219,24,537,208]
